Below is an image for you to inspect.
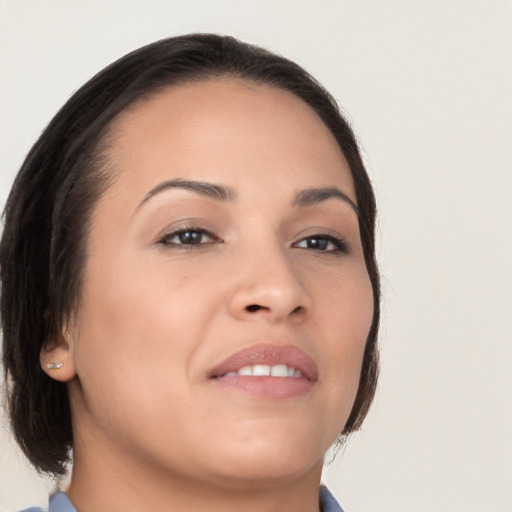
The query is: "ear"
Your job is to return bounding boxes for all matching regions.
[40,331,77,382]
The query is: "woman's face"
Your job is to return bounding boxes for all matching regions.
[63,79,374,487]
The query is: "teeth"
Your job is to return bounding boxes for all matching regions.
[238,366,255,376]
[253,364,270,376]
[270,364,289,377]
[227,364,303,378]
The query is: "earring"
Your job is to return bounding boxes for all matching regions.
[46,362,63,370]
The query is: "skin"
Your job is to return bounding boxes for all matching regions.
[41,79,374,512]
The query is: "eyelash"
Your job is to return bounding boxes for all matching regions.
[157,227,348,254]
[157,227,220,248]
[293,233,348,254]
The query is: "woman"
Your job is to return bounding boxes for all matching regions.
[1,34,379,512]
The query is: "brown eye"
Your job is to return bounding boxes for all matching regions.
[176,230,205,244]
[294,235,347,253]
[159,228,218,247]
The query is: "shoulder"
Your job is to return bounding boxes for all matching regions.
[16,491,76,512]
[320,485,346,512]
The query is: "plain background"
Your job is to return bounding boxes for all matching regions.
[1,1,511,510]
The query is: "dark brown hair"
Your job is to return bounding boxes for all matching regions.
[1,33,379,475]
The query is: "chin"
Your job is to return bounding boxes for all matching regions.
[199,432,327,488]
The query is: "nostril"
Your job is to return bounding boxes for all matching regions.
[246,304,264,313]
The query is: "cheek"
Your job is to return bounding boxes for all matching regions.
[312,265,374,418]
[68,258,225,448]
[72,254,224,383]
[314,261,374,345]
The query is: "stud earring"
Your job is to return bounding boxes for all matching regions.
[46,362,63,370]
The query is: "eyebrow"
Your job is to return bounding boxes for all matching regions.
[138,179,359,216]
[138,179,237,208]
[293,187,360,216]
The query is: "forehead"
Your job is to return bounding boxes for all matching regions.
[105,78,356,201]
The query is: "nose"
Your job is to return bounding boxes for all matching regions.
[228,244,312,324]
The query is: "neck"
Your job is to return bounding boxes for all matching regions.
[67,433,324,512]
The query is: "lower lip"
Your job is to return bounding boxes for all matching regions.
[211,375,315,399]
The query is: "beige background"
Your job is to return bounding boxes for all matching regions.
[1,0,511,510]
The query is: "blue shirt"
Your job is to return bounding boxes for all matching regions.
[19,485,344,511]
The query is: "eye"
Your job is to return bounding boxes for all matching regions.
[294,234,348,253]
[158,228,219,248]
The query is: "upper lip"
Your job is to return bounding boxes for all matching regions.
[208,344,319,381]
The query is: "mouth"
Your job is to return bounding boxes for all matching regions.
[223,364,305,378]
[208,344,318,399]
